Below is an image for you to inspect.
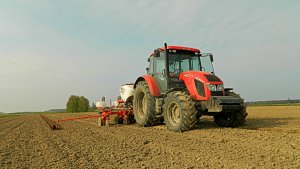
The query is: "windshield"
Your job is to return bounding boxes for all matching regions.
[168,52,214,77]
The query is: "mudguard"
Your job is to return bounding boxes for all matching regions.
[134,75,161,96]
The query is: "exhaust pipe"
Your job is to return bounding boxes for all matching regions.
[164,43,170,89]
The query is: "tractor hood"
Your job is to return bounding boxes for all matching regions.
[179,71,224,100]
[179,71,223,84]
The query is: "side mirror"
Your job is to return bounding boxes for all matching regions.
[147,58,150,62]
[146,67,149,72]
[210,54,214,62]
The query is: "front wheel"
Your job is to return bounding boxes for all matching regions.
[163,91,197,132]
[214,91,248,127]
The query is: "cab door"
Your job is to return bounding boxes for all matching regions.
[152,54,168,94]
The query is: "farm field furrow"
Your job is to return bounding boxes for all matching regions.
[0,106,300,169]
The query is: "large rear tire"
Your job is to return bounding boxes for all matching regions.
[163,91,197,132]
[133,81,157,126]
[214,91,248,127]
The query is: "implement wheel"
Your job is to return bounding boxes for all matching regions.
[114,116,123,124]
[163,91,197,132]
[133,81,157,127]
[97,117,105,126]
[123,114,135,125]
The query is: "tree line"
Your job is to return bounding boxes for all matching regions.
[66,95,97,113]
[247,99,300,106]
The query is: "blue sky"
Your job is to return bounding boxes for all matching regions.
[0,0,299,112]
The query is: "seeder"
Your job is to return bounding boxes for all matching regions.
[95,95,135,126]
[43,84,135,130]
[95,84,135,126]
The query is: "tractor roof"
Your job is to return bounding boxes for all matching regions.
[150,46,200,57]
[160,46,200,52]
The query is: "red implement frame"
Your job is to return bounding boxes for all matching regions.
[51,108,133,126]
[96,99,134,125]
[50,100,134,128]
[52,114,101,123]
[99,108,133,124]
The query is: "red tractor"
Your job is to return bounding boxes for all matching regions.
[133,43,247,132]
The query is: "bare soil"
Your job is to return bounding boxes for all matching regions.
[1,106,300,169]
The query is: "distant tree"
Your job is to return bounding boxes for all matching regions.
[66,95,77,113]
[89,103,97,112]
[66,95,89,112]
[78,96,89,112]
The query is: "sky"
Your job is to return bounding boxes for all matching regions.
[0,0,299,113]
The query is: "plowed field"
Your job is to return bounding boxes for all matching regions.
[1,106,300,169]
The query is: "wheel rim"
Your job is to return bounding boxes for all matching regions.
[167,102,180,126]
[136,91,146,118]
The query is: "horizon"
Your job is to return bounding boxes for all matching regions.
[1,1,300,113]
[2,98,300,114]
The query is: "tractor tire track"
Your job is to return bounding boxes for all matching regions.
[0,116,31,168]
[0,116,22,125]
[0,116,27,139]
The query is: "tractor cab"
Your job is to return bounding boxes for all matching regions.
[147,45,215,95]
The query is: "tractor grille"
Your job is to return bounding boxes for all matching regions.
[211,91,224,96]
[205,75,221,82]
[195,80,205,97]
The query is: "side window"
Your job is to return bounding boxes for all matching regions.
[154,52,165,78]
[154,57,164,75]
[148,57,154,75]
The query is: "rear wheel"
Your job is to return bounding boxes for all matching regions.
[163,91,197,132]
[133,81,157,126]
[214,91,248,127]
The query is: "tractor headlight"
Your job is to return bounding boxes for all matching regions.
[206,84,217,91]
[216,84,224,91]
[206,83,223,91]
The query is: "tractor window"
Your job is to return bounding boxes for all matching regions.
[168,52,214,77]
[148,57,154,75]
[181,59,190,72]
[191,57,201,71]
[154,57,165,77]
[200,55,214,73]
[169,54,201,77]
